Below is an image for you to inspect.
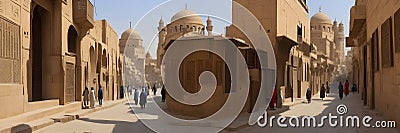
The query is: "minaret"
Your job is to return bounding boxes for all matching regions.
[158,17,164,32]
[157,17,166,68]
[206,16,213,37]
[337,22,345,64]
[333,19,339,45]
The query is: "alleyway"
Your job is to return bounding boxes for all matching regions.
[35,83,398,133]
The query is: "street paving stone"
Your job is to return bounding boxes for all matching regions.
[36,83,399,133]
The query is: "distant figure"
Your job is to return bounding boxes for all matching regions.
[89,87,96,108]
[320,84,326,100]
[152,84,157,96]
[339,82,344,100]
[306,88,312,103]
[82,86,89,108]
[352,83,357,92]
[161,85,166,102]
[344,80,350,96]
[326,81,330,94]
[269,88,277,110]
[98,86,103,106]
[140,88,147,109]
[134,88,139,105]
[120,86,124,99]
[146,86,150,96]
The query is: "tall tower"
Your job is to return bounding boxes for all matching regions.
[157,17,166,68]
[335,22,345,64]
[206,16,213,37]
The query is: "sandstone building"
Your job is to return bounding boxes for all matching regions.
[145,53,161,86]
[119,25,146,88]
[309,10,345,96]
[347,0,400,129]
[226,0,312,106]
[0,0,123,119]
[157,8,264,117]
[226,0,344,107]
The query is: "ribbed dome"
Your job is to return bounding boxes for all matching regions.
[171,9,202,24]
[311,11,332,24]
[121,28,141,40]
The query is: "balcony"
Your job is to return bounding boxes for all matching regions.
[349,5,366,35]
[73,0,95,31]
[346,37,356,47]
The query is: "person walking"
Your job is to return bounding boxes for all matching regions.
[98,86,103,106]
[140,88,147,109]
[306,87,312,103]
[134,88,139,105]
[82,86,89,108]
[146,85,150,96]
[326,81,330,94]
[89,87,96,108]
[161,85,166,102]
[152,84,157,96]
[339,82,344,100]
[352,83,357,92]
[320,84,326,101]
[269,88,277,110]
[344,80,350,97]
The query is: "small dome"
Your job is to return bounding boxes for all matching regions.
[121,28,141,40]
[171,9,203,24]
[311,11,332,25]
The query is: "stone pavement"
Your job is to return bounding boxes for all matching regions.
[34,83,399,133]
[0,99,125,133]
[223,82,399,133]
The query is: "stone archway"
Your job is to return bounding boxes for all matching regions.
[30,5,50,102]
[65,25,79,103]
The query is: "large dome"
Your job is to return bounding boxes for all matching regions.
[121,28,141,40]
[311,11,332,24]
[171,9,203,24]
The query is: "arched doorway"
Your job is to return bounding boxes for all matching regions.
[89,46,96,88]
[68,26,78,54]
[65,25,78,103]
[30,5,49,102]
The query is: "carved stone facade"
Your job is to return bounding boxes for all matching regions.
[347,0,400,130]
[0,0,122,119]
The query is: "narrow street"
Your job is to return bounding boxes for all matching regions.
[230,82,398,133]
[35,82,398,133]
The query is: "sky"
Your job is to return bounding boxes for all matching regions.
[91,0,355,56]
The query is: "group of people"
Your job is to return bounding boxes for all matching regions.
[81,83,168,109]
[133,88,148,109]
[305,80,357,103]
[82,86,103,109]
[338,80,357,100]
[132,84,167,109]
[306,81,331,103]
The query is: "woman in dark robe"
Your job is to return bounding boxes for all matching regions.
[161,85,166,102]
[339,82,344,100]
[320,84,326,101]
[306,88,312,103]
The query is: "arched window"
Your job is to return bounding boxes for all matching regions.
[193,26,196,31]
[175,26,178,32]
[180,25,183,31]
[323,26,326,31]
[328,27,331,32]
[68,25,78,53]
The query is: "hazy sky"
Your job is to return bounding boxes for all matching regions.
[91,0,354,56]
